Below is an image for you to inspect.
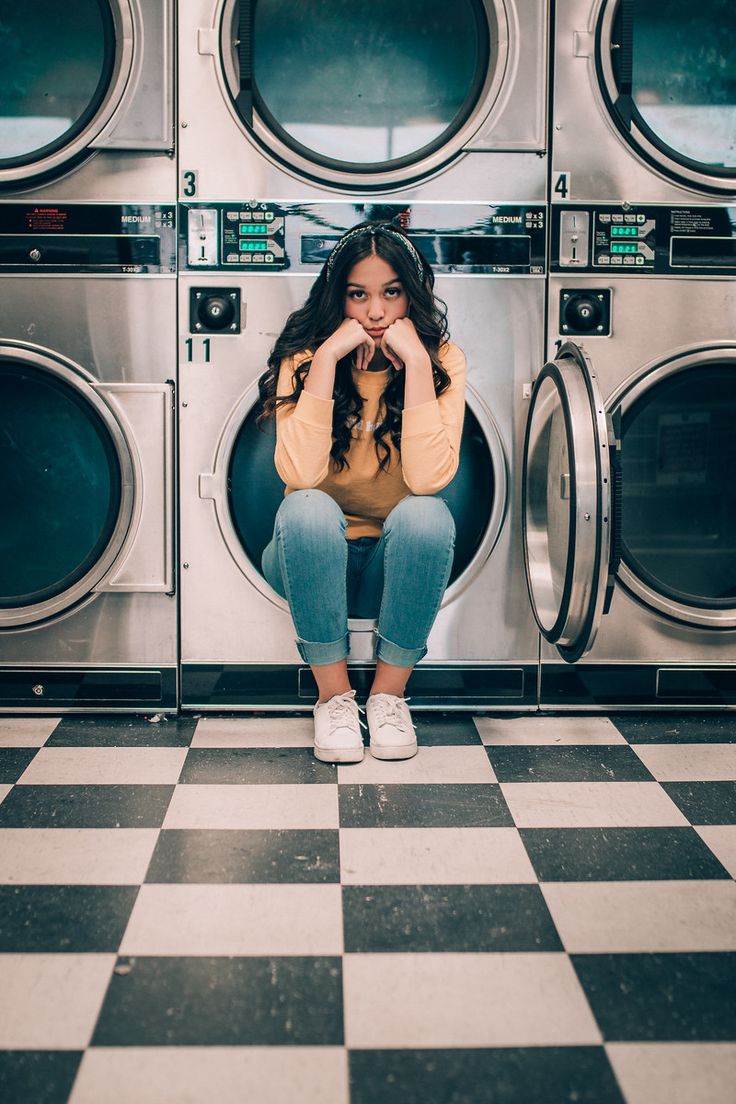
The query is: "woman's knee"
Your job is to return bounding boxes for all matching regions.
[385,495,455,547]
[275,488,346,538]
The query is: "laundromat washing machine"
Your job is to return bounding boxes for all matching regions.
[1,0,175,201]
[0,204,178,712]
[551,0,736,203]
[178,0,549,203]
[176,0,551,709]
[522,202,736,708]
[178,202,546,709]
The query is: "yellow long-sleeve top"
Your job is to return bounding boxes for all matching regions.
[273,341,467,539]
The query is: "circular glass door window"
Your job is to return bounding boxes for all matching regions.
[605,0,736,178]
[0,0,115,169]
[621,364,736,607]
[0,362,122,608]
[229,0,489,171]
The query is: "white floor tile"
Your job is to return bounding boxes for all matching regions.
[474,716,625,746]
[695,825,736,878]
[0,828,159,884]
[500,781,689,828]
[192,716,314,748]
[17,747,188,785]
[606,1043,736,1104]
[162,783,339,829]
[0,717,60,747]
[339,827,537,885]
[632,744,736,782]
[338,746,496,784]
[541,880,736,953]
[343,952,601,1048]
[70,1047,349,1104]
[119,884,343,956]
[0,954,115,1048]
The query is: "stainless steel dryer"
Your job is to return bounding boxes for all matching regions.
[0,203,178,712]
[1,0,175,201]
[177,0,548,202]
[522,201,736,708]
[178,201,546,710]
[552,0,736,203]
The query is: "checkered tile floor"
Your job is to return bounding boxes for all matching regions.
[1,711,735,1103]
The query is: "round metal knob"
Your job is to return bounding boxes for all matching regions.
[563,295,602,333]
[197,294,235,331]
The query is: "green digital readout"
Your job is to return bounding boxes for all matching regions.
[239,223,269,234]
[611,242,639,253]
[611,225,638,236]
[239,240,268,251]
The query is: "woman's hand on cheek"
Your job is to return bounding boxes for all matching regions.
[381,318,427,372]
[320,318,375,368]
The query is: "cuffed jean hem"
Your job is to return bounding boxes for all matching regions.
[296,632,350,666]
[375,633,428,668]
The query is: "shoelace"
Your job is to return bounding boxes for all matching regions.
[325,692,367,733]
[369,695,415,735]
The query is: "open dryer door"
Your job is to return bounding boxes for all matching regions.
[522,341,621,663]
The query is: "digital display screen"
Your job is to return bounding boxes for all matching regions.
[611,243,639,253]
[239,240,268,251]
[671,236,736,267]
[239,223,269,234]
[611,226,638,237]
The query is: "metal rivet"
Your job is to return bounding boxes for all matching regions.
[183,563,190,569]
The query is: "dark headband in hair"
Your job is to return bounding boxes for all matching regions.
[325,223,425,283]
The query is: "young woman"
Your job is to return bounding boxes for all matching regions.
[257,220,466,764]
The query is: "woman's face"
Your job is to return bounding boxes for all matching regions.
[343,252,409,341]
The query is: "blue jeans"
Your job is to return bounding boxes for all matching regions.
[261,490,456,667]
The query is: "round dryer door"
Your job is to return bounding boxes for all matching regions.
[219,0,505,189]
[0,347,135,626]
[615,347,736,628]
[596,0,736,196]
[523,342,621,663]
[0,0,129,187]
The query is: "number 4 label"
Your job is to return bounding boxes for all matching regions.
[554,172,571,199]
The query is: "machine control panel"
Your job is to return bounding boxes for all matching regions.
[180,203,547,274]
[552,205,736,276]
[183,202,286,268]
[0,204,177,273]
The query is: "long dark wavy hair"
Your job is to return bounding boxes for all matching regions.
[256,220,451,473]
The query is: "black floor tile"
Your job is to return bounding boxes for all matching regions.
[343,885,563,953]
[611,713,736,744]
[413,715,482,746]
[0,886,138,952]
[486,745,654,783]
[661,782,736,824]
[0,749,38,784]
[0,785,175,828]
[47,715,197,747]
[0,1052,82,1104]
[91,956,343,1046]
[520,827,731,881]
[145,828,340,883]
[339,784,513,828]
[349,1047,625,1104]
[180,748,335,784]
[572,953,736,1041]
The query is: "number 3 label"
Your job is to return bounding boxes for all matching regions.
[182,170,198,197]
[554,172,571,199]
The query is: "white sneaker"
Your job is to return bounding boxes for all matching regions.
[366,694,417,760]
[313,690,365,763]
